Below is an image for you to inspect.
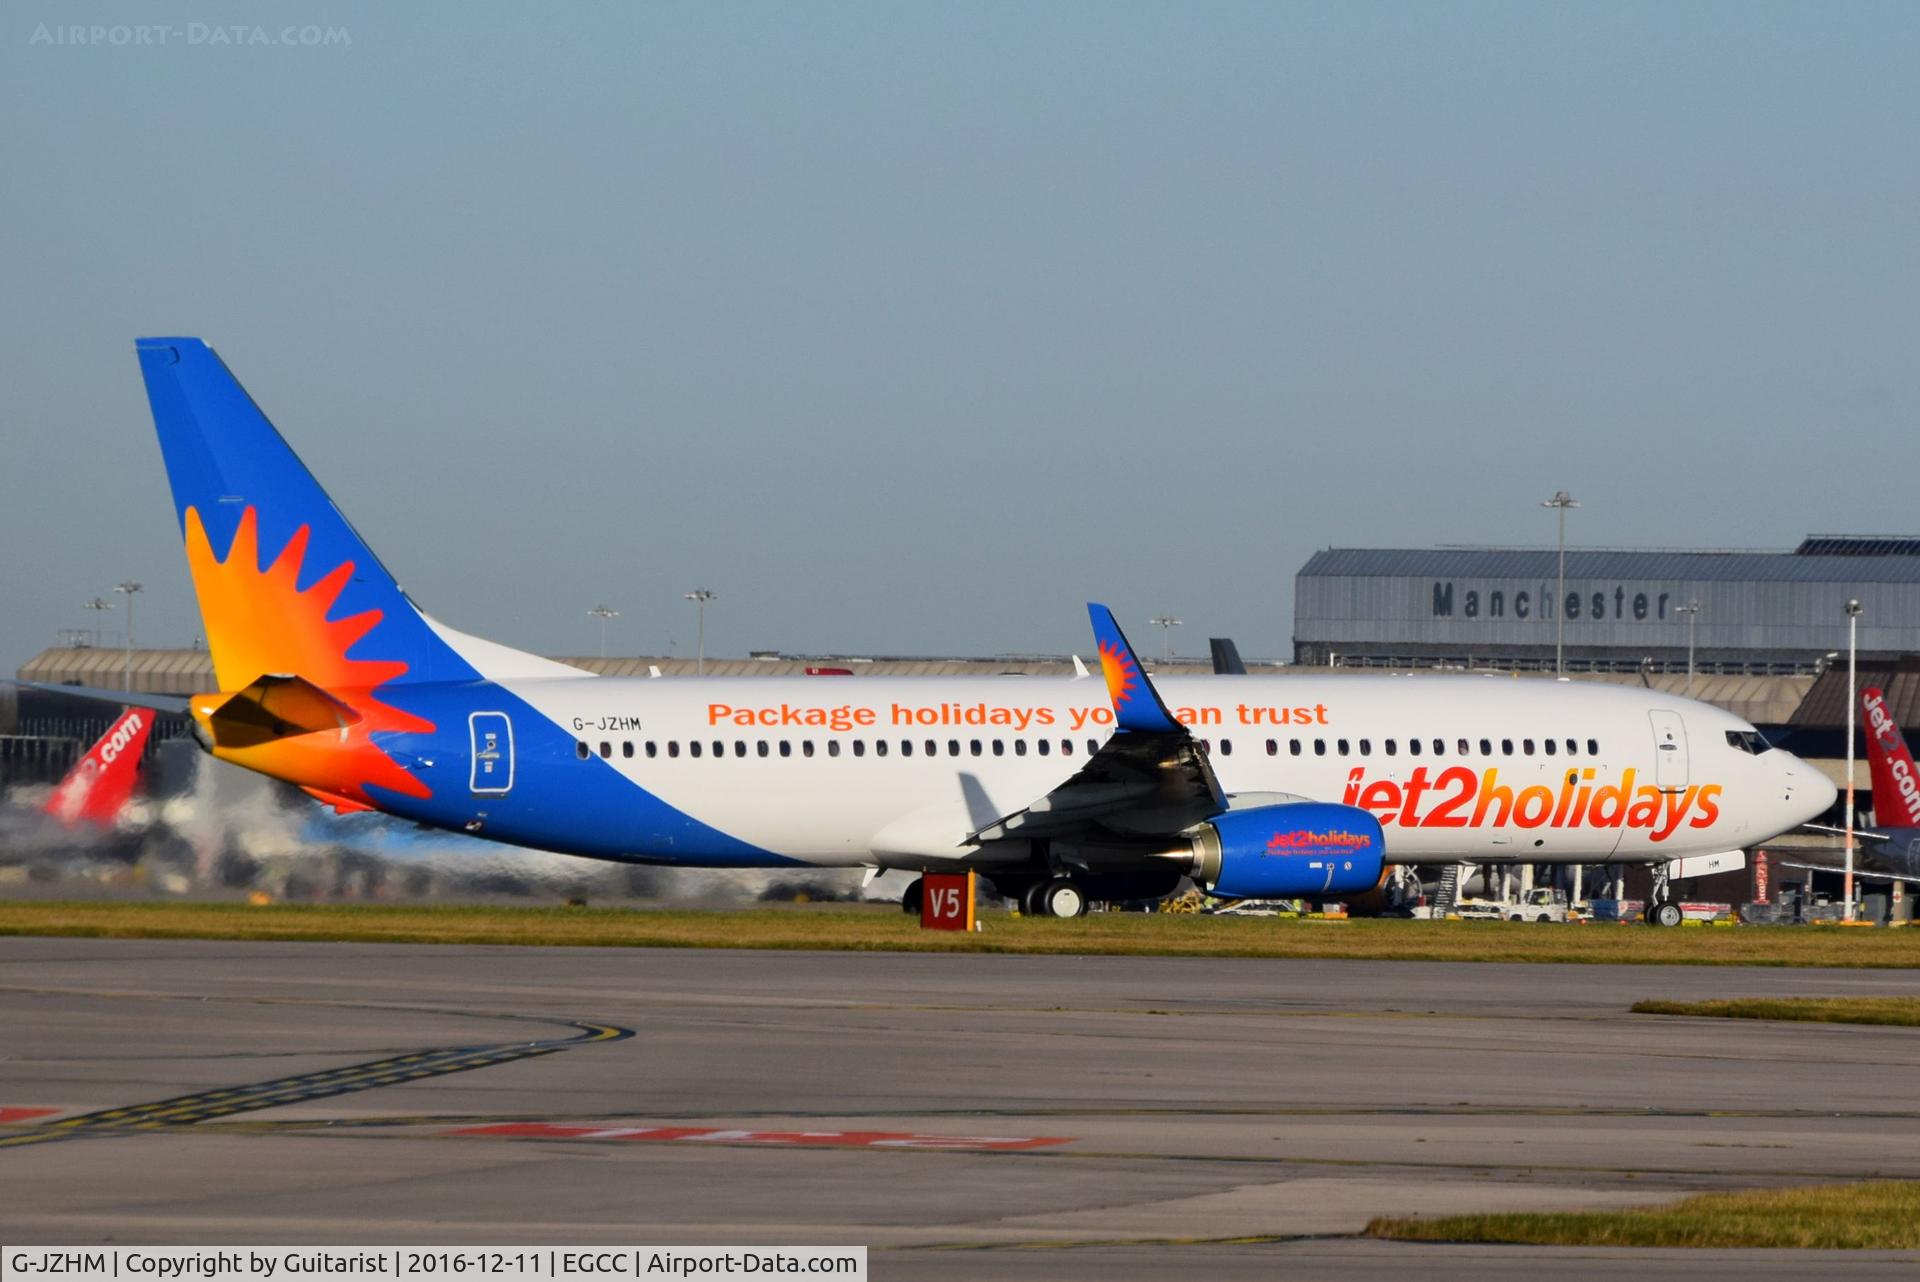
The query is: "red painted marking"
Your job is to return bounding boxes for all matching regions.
[0,1108,62,1124]
[447,1123,1071,1151]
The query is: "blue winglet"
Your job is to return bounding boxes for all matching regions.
[1087,604,1183,734]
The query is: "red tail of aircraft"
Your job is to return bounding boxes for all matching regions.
[42,708,153,827]
[1861,687,1920,828]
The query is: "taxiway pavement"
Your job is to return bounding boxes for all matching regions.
[1,937,1916,1279]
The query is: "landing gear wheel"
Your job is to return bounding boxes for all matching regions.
[1019,882,1047,917]
[901,878,923,916]
[1041,877,1087,919]
[1647,899,1684,928]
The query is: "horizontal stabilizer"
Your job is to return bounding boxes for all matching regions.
[198,674,361,750]
[5,680,190,716]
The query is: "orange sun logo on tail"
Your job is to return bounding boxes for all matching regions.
[184,506,433,804]
[1097,639,1141,709]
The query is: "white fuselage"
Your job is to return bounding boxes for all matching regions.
[498,672,1835,870]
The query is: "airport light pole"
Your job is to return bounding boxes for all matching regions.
[114,580,142,692]
[1541,491,1579,674]
[1150,614,1183,663]
[1844,598,1863,922]
[83,596,112,650]
[684,589,716,676]
[587,604,619,658]
[1675,599,1700,697]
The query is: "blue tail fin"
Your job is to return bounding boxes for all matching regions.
[135,338,566,691]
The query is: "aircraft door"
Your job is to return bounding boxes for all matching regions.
[469,711,514,795]
[1649,709,1688,792]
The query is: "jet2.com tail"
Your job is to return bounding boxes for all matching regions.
[1861,685,1920,828]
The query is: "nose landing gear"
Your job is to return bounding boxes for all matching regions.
[1644,863,1683,927]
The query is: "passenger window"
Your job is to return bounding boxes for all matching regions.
[1457,738,1470,755]
[803,740,815,757]
[992,739,1005,756]
[1407,737,1420,756]
[1037,738,1050,756]
[873,740,886,757]
[949,739,961,756]
[1221,739,1233,756]
[575,741,588,760]
[1522,738,1534,755]
[712,740,724,758]
[1385,739,1397,756]
[1566,738,1578,756]
[1587,738,1599,755]
[668,741,680,758]
[1087,739,1099,755]
[900,740,912,757]
[1544,739,1557,756]
[854,741,867,757]
[1358,738,1370,756]
[1500,738,1512,755]
[1266,739,1277,756]
[779,740,791,758]
[689,741,701,759]
[1314,739,1326,756]
[1478,739,1491,756]
[1433,739,1445,756]
[734,741,747,758]
[1199,738,1211,754]
[1014,739,1027,756]
[1061,739,1074,756]
[927,739,938,756]
[599,741,612,759]
[622,741,634,759]
[970,739,983,756]
[1337,738,1350,755]
[827,741,840,758]
[757,741,769,758]
[1290,739,1302,756]
[646,741,658,759]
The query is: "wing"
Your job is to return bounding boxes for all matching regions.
[968,605,1224,844]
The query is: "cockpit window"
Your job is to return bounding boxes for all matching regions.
[1725,729,1770,754]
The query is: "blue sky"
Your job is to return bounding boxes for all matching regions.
[3,2,1915,669]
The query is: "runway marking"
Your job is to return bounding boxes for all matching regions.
[445,1122,1073,1150]
[0,1022,631,1151]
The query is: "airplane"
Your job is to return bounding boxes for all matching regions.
[120,337,1836,924]
[0,706,155,860]
[42,706,154,826]
[1209,638,1247,675]
[1786,686,1920,887]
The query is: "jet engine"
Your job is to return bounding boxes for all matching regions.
[1186,802,1386,899]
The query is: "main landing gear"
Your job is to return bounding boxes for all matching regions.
[1021,877,1087,919]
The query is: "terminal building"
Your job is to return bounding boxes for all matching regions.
[1294,535,1920,675]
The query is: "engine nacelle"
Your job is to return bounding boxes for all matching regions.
[1188,802,1386,899]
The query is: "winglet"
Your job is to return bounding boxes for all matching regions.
[1087,604,1182,734]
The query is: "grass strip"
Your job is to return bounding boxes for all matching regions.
[1633,996,1920,1026]
[2,901,1920,966]
[1367,1179,1920,1249]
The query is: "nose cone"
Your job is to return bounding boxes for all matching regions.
[1780,753,1839,827]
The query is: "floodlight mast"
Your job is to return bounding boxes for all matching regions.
[1540,491,1579,674]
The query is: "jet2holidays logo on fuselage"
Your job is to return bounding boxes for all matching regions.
[1341,766,1721,842]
